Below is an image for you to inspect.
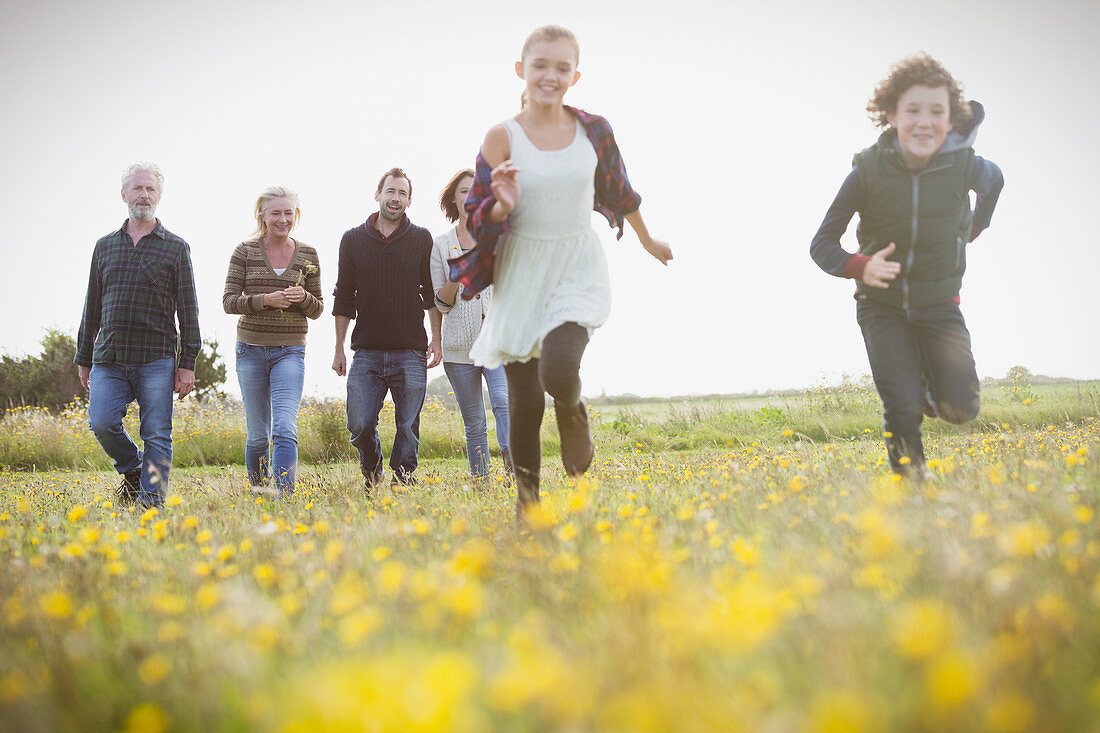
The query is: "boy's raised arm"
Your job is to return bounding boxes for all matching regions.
[969,157,1004,241]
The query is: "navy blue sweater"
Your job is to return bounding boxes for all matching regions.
[332,214,434,351]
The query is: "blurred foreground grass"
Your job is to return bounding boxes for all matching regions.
[1,381,1099,731]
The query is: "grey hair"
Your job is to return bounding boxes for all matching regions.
[121,161,165,191]
[252,185,301,239]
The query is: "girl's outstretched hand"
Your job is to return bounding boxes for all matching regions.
[643,238,673,265]
[490,160,521,217]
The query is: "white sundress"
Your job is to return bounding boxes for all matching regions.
[469,117,612,369]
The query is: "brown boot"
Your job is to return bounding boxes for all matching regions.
[554,400,594,476]
[514,466,540,522]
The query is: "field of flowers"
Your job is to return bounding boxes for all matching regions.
[2,383,1099,731]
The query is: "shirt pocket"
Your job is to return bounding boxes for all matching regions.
[140,256,173,287]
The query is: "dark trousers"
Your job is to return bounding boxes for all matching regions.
[856,298,980,472]
[503,323,589,505]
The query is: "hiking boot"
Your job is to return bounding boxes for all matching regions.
[501,448,514,475]
[554,400,594,476]
[901,464,934,485]
[363,472,383,496]
[116,468,141,507]
[514,466,540,522]
[391,472,417,487]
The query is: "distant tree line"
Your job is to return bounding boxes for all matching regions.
[0,330,227,411]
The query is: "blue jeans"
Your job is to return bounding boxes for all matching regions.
[857,298,980,472]
[443,361,511,477]
[88,356,176,506]
[235,343,305,494]
[346,349,426,484]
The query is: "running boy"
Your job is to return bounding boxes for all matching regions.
[810,53,1004,478]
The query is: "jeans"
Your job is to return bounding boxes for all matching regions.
[346,349,427,484]
[443,361,510,477]
[857,298,980,472]
[235,343,305,494]
[88,356,176,506]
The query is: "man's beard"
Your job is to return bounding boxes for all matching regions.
[129,203,156,222]
[379,205,404,222]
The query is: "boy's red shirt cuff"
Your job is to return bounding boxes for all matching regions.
[844,253,871,280]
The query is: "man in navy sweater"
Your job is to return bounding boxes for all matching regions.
[332,168,443,489]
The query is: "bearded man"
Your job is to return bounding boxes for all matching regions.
[74,162,200,508]
[332,167,442,489]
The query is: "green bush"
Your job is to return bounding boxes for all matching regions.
[0,331,227,410]
[0,330,83,411]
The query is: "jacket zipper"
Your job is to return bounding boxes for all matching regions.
[903,176,918,313]
[901,159,953,314]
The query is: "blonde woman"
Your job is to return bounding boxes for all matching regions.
[222,186,323,495]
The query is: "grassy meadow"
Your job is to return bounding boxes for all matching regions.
[2,378,1100,731]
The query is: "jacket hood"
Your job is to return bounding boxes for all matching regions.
[874,99,985,157]
[939,99,984,154]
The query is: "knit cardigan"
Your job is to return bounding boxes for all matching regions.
[430,227,491,364]
[222,239,324,346]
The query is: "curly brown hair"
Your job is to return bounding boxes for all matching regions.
[867,53,971,129]
[438,168,475,223]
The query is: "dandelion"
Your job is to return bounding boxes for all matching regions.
[195,584,220,611]
[151,594,187,616]
[730,538,760,567]
[926,651,980,711]
[0,670,30,704]
[122,703,169,733]
[138,653,172,685]
[338,607,382,649]
[39,591,73,619]
[890,600,952,659]
[998,521,1052,558]
[253,563,277,588]
[807,690,871,733]
[985,692,1036,732]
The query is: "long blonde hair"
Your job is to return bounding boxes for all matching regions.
[520,25,579,65]
[252,185,301,240]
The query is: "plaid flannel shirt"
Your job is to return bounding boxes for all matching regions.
[448,106,642,300]
[75,220,201,370]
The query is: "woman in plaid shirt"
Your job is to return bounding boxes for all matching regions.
[450,25,673,519]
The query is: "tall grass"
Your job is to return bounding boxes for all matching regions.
[3,381,1099,471]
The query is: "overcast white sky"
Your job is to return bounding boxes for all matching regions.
[2,0,1098,398]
